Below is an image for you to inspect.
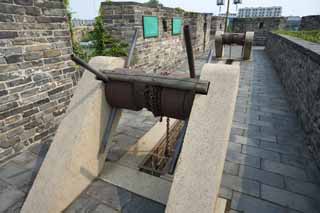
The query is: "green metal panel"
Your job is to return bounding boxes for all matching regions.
[172,17,182,35]
[143,16,159,38]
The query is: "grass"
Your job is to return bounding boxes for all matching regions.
[274,30,320,44]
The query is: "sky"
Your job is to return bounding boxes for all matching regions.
[70,0,320,19]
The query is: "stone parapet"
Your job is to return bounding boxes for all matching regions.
[265,33,320,167]
[300,15,320,31]
[232,17,286,46]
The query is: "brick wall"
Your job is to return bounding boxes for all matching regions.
[0,0,80,162]
[210,16,225,37]
[101,2,212,74]
[232,17,286,46]
[265,33,320,167]
[300,15,320,31]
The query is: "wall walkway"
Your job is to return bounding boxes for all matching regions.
[0,47,319,212]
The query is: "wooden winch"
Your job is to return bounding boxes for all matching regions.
[215,31,254,60]
[103,69,209,120]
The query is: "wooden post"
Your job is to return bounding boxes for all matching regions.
[224,0,231,32]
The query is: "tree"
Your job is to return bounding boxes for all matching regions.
[145,0,160,6]
[63,0,88,61]
[90,15,128,57]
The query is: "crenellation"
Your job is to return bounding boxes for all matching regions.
[232,17,286,46]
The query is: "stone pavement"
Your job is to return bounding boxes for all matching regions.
[220,47,320,213]
[0,47,320,213]
[0,109,162,212]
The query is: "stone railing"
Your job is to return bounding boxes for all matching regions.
[265,33,320,166]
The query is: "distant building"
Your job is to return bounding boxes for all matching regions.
[238,7,282,18]
[219,13,237,18]
[72,19,95,27]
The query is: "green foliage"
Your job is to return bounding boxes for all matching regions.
[274,30,320,44]
[175,7,185,13]
[90,15,128,57]
[63,0,70,8]
[64,1,128,60]
[64,0,89,61]
[145,0,160,6]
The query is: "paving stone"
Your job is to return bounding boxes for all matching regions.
[229,135,260,147]
[64,195,101,213]
[260,141,301,156]
[239,165,284,188]
[304,161,320,183]
[261,184,320,213]
[85,180,131,210]
[226,150,261,168]
[231,191,287,213]
[221,174,260,197]
[280,154,307,168]
[3,198,24,213]
[122,193,165,213]
[228,142,242,153]
[11,151,37,165]
[219,186,233,200]
[0,162,36,192]
[28,142,50,158]
[92,204,117,213]
[224,161,240,176]
[242,145,281,161]
[262,159,307,180]
[246,133,277,143]
[228,209,242,213]
[285,177,320,202]
[0,179,25,212]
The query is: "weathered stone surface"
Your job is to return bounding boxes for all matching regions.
[24,52,43,61]
[43,49,61,58]
[0,179,25,212]
[101,1,215,73]
[166,64,240,213]
[14,0,32,6]
[0,31,18,39]
[300,15,320,30]
[231,191,287,213]
[25,44,50,52]
[232,17,286,46]
[5,54,23,64]
[0,14,14,22]
[239,165,285,188]
[221,173,260,197]
[21,57,125,213]
[262,159,307,180]
[261,184,320,213]
[0,0,80,162]
[265,33,320,168]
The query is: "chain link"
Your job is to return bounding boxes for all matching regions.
[143,71,171,172]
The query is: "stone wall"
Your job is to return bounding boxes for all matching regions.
[300,15,320,31]
[101,2,212,73]
[232,17,286,46]
[73,26,94,43]
[265,33,320,167]
[0,0,80,162]
[210,16,225,37]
